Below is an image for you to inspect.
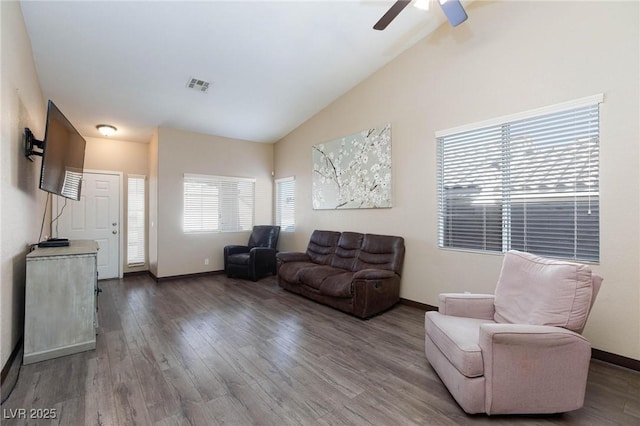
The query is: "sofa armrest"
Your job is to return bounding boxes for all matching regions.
[479,323,591,415]
[438,293,495,320]
[353,269,396,280]
[352,271,401,319]
[276,252,310,263]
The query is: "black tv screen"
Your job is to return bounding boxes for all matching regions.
[39,100,86,201]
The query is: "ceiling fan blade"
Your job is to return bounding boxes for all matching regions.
[439,0,468,27]
[373,0,412,31]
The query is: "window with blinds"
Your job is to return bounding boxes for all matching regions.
[127,175,146,266]
[275,177,295,232]
[437,95,602,262]
[183,174,255,233]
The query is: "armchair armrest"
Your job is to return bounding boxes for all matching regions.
[276,251,310,263]
[479,323,590,349]
[479,323,591,415]
[438,293,495,320]
[224,245,250,274]
[224,245,250,257]
[249,247,278,279]
[250,246,276,260]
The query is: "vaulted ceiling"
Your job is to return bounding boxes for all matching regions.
[21,1,466,143]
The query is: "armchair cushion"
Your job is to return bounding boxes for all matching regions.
[494,250,594,333]
[425,312,489,378]
[248,225,280,249]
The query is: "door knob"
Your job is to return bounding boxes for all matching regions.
[112,230,117,234]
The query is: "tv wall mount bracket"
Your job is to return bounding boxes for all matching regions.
[24,128,44,161]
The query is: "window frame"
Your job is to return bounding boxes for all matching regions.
[127,174,146,266]
[275,176,296,232]
[436,94,603,263]
[183,173,256,234]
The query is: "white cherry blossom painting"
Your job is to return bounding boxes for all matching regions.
[312,123,392,209]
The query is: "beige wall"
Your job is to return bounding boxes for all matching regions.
[0,1,47,368]
[153,127,273,278]
[84,136,149,176]
[84,136,149,273]
[274,1,640,360]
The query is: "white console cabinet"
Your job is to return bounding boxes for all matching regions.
[24,240,99,364]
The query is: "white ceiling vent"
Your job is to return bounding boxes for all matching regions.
[186,77,210,93]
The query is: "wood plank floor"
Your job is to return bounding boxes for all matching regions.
[2,274,639,425]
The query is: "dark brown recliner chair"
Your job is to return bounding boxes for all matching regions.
[224,225,280,281]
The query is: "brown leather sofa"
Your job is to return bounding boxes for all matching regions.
[276,230,405,318]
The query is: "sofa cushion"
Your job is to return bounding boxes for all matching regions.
[330,232,363,270]
[306,230,341,264]
[494,250,594,333]
[279,261,316,284]
[319,272,354,298]
[354,234,405,275]
[298,265,344,290]
[425,311,492,378]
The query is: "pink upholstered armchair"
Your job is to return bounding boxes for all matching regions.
[424,250,602,415]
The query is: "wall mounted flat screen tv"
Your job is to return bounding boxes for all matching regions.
[39,100,86,201]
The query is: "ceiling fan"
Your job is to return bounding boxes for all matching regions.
[373,0,468,31]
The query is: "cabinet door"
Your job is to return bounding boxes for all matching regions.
[24,254,97,363]
[94,257,99,330]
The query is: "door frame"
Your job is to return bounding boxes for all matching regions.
[54,169,124,279]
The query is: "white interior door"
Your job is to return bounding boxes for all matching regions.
[54,171,121,279]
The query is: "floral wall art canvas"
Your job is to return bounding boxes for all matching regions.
[312,124,392,209]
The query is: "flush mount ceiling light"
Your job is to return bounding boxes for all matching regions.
[413,0,430,11]
[96,124,117,136]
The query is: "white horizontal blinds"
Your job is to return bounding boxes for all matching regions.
[183,174,255,233]
[127,175,146,265]
[184,175,219,232]
[438,124,505,252]
[438,97,601,262]
[219,178,255,232]
[61,169,83,200]
[275,177,295,231]
[507,105,599,261]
